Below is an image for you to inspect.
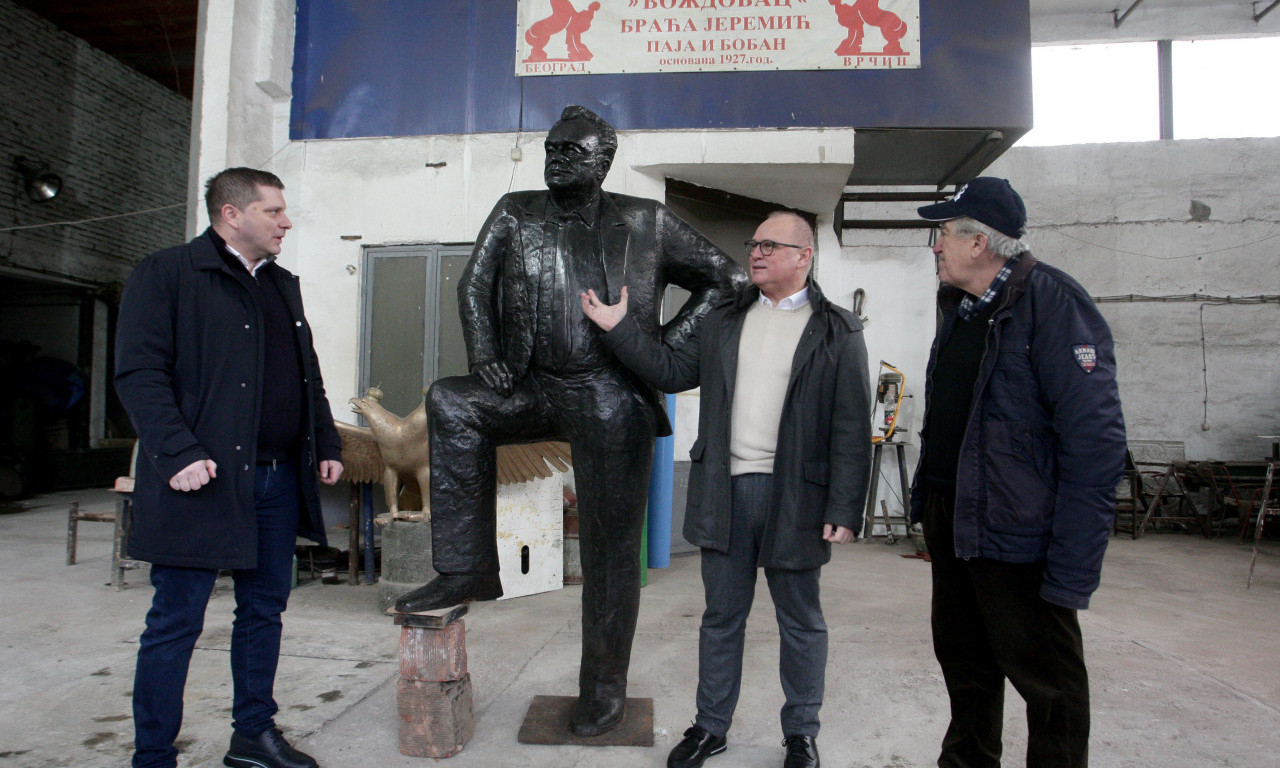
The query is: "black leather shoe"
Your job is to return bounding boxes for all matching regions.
[782,734,819,768]
[668,724,727,768]
[224,728,317,768]
[394,573,503,613]
[569,695,625,737]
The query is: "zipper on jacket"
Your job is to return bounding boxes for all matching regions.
[951,289,1016,560]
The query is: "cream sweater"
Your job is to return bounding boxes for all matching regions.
[729,300,813,476]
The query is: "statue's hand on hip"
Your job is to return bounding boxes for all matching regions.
[475,361,516,397]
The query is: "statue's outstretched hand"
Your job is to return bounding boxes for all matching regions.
[475,361,516,397]
[580,286,628,332]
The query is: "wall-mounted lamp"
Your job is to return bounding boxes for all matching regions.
[15,157,62,202]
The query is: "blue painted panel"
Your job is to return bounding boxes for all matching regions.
[291,0,1030,140]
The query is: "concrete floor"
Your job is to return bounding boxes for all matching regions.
[1,488,1278,768]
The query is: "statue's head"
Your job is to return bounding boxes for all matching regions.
[545,105,616,195]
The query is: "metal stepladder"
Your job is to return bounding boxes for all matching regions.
[1247,461,1277,588]
[862,440,913,540]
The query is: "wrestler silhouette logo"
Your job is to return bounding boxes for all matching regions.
[524,0,602,62]
[830,0,908,56]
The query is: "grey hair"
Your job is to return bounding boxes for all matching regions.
[950,216,1029,260]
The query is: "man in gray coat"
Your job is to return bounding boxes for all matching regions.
[582,211,873,768]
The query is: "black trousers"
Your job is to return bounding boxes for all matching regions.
[428,368,656,701]
[923,490,1090,768]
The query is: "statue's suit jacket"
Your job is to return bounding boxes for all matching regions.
[459,189,747,436]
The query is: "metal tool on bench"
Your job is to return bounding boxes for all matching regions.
[863,361,912,540]
[872,361,906,443]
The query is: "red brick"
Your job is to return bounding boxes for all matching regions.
[399,620,468,682]
[397,675,474,758]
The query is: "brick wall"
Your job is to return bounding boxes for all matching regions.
[0,0,191,289]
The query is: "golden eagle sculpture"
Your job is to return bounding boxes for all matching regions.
[336,388,572,516]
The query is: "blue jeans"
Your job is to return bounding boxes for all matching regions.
[132,462,302,768]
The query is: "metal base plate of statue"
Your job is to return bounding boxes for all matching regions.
[517,695,654,747]
[392,604,473,758]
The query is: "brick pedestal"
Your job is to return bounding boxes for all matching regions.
[392,605,473,758]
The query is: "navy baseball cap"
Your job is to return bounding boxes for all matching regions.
[917,177,1027,239]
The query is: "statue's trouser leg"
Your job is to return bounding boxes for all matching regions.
[427,375,552,575]
[550,373,657,703]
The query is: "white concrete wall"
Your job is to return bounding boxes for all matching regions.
[988,138,1280,460]
[188,0,295,235]
[1031,1,1274,45]
[840,137,1280,471]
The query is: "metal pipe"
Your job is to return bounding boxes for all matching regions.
[1113,0,1147,27]
[1158,40,1174,140]
[646,393,676,568]
[362,482,377,583]
[842,219,937,230]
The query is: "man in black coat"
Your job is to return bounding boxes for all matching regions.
[582,211,873,768]
[115,167,344,768]
[393,105,745,737]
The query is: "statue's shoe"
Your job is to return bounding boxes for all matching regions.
[394,573,503,613]
[569,695,625,737]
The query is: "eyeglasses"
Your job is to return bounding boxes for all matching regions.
[744,239,802,256]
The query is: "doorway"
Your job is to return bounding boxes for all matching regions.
[358,244,473,421]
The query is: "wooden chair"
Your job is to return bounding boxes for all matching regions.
[1113,448,1148,539]
[66,443,143,589]
[1119,441,1203,538]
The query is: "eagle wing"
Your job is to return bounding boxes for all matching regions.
[335,420,385,484]
[495,441,573,485]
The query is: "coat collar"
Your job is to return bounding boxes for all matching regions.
[191,228,229,271]
[732,276,831,313]
[938,252,1039,313]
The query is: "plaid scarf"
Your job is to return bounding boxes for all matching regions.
[957,255,1019,321]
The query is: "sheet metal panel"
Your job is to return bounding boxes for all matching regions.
[290,0,1030,140]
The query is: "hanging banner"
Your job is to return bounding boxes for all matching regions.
[515,0,921,76]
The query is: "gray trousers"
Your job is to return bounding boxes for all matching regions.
[694,473,827,738]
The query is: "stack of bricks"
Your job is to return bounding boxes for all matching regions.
[394,605,474,758]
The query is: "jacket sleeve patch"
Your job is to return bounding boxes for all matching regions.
[1072,344,1097,373]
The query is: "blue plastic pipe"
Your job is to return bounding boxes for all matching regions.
[647,393,676,568]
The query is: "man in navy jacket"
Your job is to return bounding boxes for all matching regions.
[910,178,1126,768]
[116,167,343,768]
